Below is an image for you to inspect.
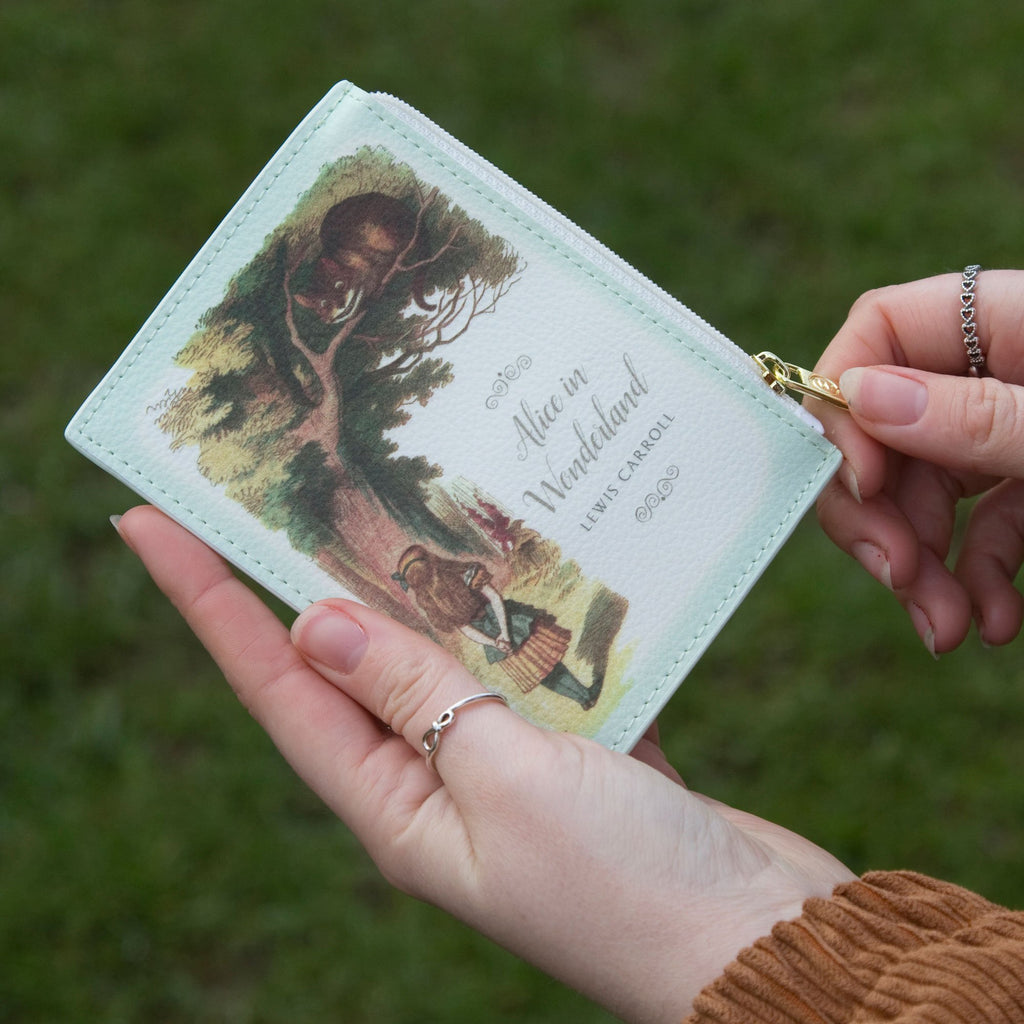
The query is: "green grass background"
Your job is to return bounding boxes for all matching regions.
[3,1,1024,1020]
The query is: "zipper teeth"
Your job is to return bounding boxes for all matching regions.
[373,91,822,429]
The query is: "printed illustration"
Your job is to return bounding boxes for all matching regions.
[156,147,629,725]
[393,545,602,710]
[293,191,438,324]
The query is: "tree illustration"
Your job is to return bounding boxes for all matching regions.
[157,147,524,622]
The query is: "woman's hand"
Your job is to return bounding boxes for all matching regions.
[812,271,1024,654]
[117,505,853,1024]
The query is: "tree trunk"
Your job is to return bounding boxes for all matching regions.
[313,483,435,635]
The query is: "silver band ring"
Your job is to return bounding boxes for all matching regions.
[960,264,987,377]
[422,692,509,771]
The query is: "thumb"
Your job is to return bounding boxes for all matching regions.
[290,599,516,779]
[839,366,1024,478]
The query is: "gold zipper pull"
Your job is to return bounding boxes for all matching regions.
[753,351,848,410]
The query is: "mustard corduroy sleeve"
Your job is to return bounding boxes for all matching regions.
[685,871,1024,1023]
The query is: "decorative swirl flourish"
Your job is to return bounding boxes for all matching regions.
[634,465,680,523]
[485,379,509,409]
[485,354,533,409]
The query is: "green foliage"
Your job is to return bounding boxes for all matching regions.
[260,443,340,556]
[5,0,1024,1021]
[161,145,522,568]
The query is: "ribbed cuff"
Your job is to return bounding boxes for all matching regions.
[685,871,1024,1023]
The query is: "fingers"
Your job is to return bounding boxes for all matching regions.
[629,721,686,785]
[118,505,543,901]
[816,270,1024,382]
[114,516,856,1019]
[115,508,421,831]
[117,505,326,725]
[895,547,974,656]
[290,599,528,788]
[816,480,974,653]
[812,270,1024,502]
[957,479,1024,646]
[816,476,920,590]
[841,367,1024,480]
[809,272,1024,652]
[828,366,1023,646]
[119,506,518,790]
[814,274,978,502]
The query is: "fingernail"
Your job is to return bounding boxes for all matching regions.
[839,367,928,425]
[974,610,992,649]
[110,513,137,553]
[908,602,939,660]
[850,541,892,589]
[841,461,862,504]
[293,604,369,675]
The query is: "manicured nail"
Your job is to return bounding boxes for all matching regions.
[110,513,137,553]
[907,602,938,660]
[850,541,892,590]
[840,461,862,503]
[840,367,928,425]
[293,604,369,675]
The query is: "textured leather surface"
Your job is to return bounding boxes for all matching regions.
[67,83,841,751]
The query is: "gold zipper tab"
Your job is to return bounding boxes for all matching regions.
[753,352,848,410]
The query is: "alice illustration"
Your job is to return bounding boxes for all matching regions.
[392,546,602,710]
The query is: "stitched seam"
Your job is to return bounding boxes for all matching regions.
[608,459,833,746]
[73,91,354,606]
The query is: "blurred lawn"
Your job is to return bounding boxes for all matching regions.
[3,0,1024,1020]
